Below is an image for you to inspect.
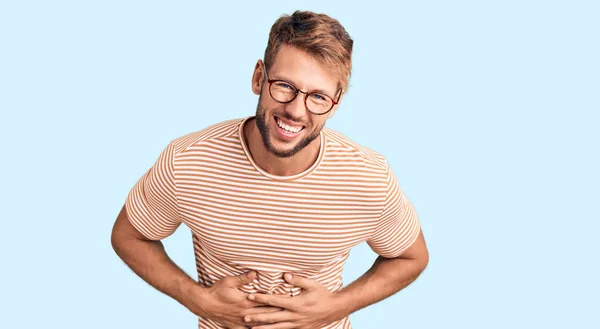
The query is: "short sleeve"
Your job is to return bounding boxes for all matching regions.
[367,164,421,258]
[125,141,181,240]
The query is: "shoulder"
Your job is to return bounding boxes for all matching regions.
[322,127,390,174]
[168,117,245,155]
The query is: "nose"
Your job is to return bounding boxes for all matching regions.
[284,92,308,119]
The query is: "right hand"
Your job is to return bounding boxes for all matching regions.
[187,271,283,329]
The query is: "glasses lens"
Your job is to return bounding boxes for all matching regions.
[270,81,297,103]
[306,93,334,114]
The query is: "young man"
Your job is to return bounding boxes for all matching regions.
[111,10,429,329]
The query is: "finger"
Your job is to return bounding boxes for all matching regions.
[251,322,296,329]
[248,293,297,310]
[224,271,257,287]
[244,306,284,315]
[244,310,294,324]
[243,299,271,309]
[283,273,318,290]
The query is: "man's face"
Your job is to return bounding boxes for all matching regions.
[252,45,341,158]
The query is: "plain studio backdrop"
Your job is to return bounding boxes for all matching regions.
[1,1,598,328]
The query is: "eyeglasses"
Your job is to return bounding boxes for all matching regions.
[263,70,341,115]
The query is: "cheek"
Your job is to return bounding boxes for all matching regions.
[310,118,326,130]
[260,98,283,113]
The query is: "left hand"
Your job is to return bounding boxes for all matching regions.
[242,273,346,329]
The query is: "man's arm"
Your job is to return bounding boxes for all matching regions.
[111,204,200,310]
[333,229,429,317]
[111,205,275,329]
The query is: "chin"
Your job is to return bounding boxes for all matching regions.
[255,105,321,158]
[269,143,302,158]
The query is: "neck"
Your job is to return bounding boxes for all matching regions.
[243,117,321,177]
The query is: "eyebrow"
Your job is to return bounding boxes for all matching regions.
[271,74,336,98]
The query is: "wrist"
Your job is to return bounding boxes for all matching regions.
[329,289,354,320]
[177,279,210,317]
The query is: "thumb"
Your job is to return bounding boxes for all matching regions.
[230,271,256,287]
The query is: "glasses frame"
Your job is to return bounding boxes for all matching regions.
[263,69,342,116]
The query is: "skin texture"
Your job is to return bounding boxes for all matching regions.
[112,44,429,329]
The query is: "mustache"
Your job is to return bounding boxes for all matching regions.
[275,112,305,125]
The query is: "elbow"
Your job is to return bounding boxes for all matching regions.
[110,222,124,256]
[415,246,429,276]
[417,243,429,269]
[408,245,429,275]
[418,250,429,273]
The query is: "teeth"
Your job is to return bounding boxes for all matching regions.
[276,118,302,133]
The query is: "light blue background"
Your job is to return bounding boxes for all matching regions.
[1,1,598,328]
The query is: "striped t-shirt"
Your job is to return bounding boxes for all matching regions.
[125,116,421,329]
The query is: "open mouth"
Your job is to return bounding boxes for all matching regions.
[274,116,305,135]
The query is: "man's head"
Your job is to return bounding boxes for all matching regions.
[251,10,353,158]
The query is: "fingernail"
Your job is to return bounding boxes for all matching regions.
[245,316,251,323]
[285,273,293,280]
[248,294,255,300]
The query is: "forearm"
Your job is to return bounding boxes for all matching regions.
[111,235,201,309]
[334,255,427,317]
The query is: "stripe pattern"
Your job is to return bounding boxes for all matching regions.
[125,117,421,329]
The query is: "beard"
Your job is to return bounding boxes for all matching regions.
[255,99,323,158]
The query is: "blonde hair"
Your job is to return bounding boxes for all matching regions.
[264,10,353,92]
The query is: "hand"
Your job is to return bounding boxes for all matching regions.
[243,273,347,329]
[186,271,283,329]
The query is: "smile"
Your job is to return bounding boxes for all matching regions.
[275,116,304,134]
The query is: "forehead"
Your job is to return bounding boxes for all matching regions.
[269,45,339,95]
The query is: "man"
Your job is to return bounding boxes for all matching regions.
[111,10,428,329]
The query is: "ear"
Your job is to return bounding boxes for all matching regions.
[251,59,265,95]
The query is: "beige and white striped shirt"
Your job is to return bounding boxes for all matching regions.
[125,116,421,329]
